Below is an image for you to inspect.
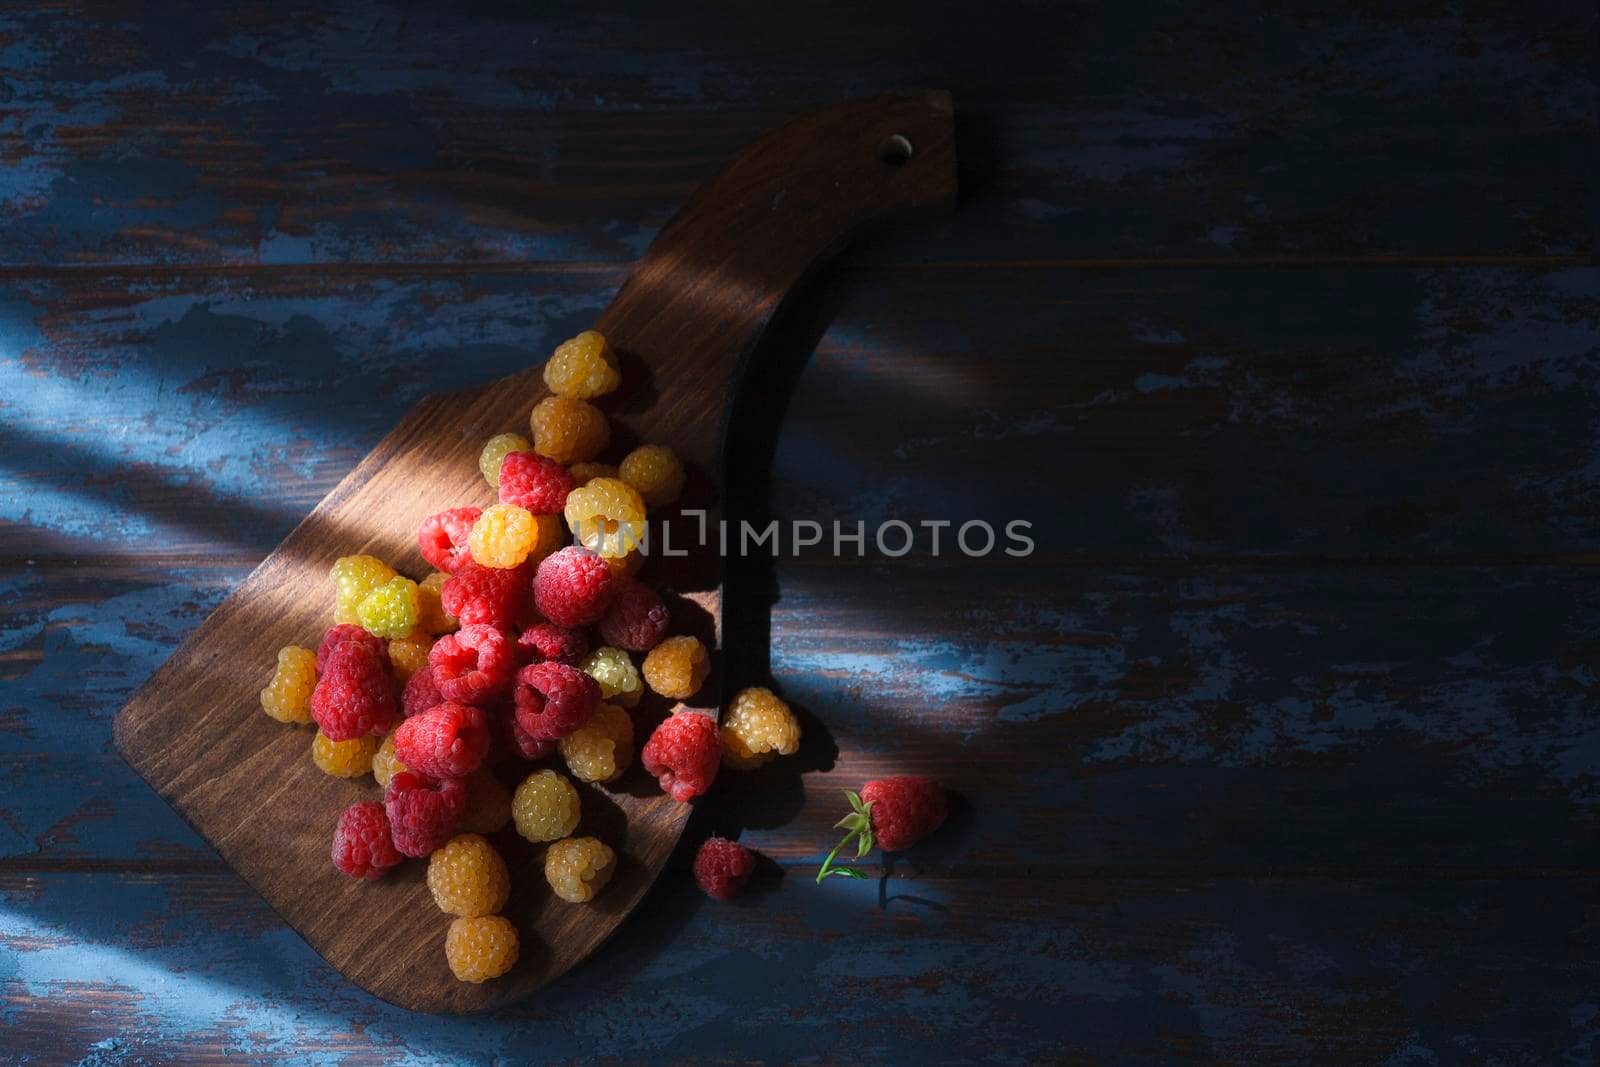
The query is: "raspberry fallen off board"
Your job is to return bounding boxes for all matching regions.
[113,91,956,1013]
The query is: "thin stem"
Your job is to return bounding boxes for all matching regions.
[816,830,864,883]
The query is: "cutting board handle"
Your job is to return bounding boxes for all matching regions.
[596,90,957,466]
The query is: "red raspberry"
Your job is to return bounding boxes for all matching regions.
[442,560,531,630]
[598,579,670,652]
[384,771,467,858]
[480,692,555,761]
[512,592,545,633]
[641,711,719,802]
[310,641,397,741]
[507,709,557,760]
[331,801,402,880]
[515,622,590,666]
[532,546,614,627]
[497,451,575,515]
[693,836,755,902]
[401,665,444,718]
[478,691,511,748]
[861,776,948,851]
[418,507,482,574]
[316,623,388,673]
[395,701,491,778]
[513,661,600,741]
[429,624,514,705]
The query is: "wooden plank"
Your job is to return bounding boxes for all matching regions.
[3,265,1597,561]
[3,870,1595,1063]
[7,560,1597,870]
[0,3,1591,265]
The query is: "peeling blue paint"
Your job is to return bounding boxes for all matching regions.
[0,4,1592,264]
[0,870,1085,1063]
[1135,372,1190,392]
[8,872,1593,1062]
[0,277,608,550]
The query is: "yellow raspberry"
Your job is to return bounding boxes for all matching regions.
[527,511,567,566]
[445,915,519,983]
[468,503,539,569]
[580,646,642,704]
[330,555,396,625]
[568,461,618,485]
[605,548,644,580]
[479,432,532,488]
[260,645,317,724]
[427,834,511,918]
[559,703,634,783]
[387,626,434,681]
[543,330,621,399]
[417,571,457,635]
[545,836,616,903]
[311,730,380,778]
[530,396,609,464]
[458,770,513,835]
[511,769,581,843]
[720,686,801,769]
[642,635,710,700]
[372,730,407,789]
[356,576,420,639]
[618,444,685,507]
[563,477,646,559]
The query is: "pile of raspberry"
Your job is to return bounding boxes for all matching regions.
[254,328,823,984]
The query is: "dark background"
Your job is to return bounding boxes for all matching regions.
[2,2,1596,1062]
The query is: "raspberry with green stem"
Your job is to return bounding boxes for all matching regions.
[815,789,874,883]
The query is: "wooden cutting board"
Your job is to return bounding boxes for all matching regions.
[113,91,956,1013]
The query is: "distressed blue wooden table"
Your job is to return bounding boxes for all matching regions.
[2,3,1597,1063]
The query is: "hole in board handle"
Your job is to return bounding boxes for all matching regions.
[877,134,913,166]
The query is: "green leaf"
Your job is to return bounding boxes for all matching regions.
[816,793,880,885]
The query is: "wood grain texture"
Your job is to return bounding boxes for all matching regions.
[8,559,1600,873]
[0,2,1590,266]
[109,92,956,1012]
[5,870,1598,1065]
[4,265,1595,561]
